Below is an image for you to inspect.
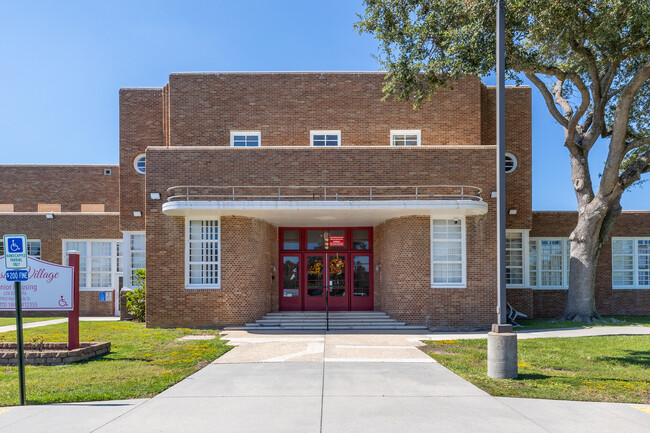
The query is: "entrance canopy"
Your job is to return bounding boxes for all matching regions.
[161,185,488,226]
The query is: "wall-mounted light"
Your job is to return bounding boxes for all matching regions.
[46,213,54,219]
[150,192,161,200]
[490,191,498,199]
[133,211,142,217]
[508,209,517,215]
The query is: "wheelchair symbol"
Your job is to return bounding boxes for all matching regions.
[59,296,69,307]
[9,239,22,253]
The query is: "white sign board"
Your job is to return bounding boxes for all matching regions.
[0,256,74,311]
[3,234,28,269]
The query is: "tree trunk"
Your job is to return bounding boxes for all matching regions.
[561,211,606,322]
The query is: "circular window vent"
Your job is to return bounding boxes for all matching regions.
[133,154,146,174]
[505,153,517,173]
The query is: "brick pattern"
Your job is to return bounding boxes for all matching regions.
[0,213,121,317]
[0,165,119,212]
[119,88,164,232]
[508,211,650,318]
[145,214,277,328]
[0,342,110,366]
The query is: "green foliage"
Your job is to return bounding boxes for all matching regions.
[125,269,146,322]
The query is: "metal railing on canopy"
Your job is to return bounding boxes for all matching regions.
[166,185,483,202]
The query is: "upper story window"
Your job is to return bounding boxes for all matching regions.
[231,131,261,147]
[505,153,518,173]
[134,154,146,174]
[612,238,650,288]
[310,130,341,147]
[391,130,421,146]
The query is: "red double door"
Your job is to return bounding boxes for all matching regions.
[279,228,373,311]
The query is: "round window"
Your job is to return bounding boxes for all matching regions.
[133,154,146,174]
[505,153,517,173]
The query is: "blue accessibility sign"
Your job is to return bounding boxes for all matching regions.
[5,270,29,282]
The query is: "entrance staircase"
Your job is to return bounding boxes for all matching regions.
[228,311,428,330]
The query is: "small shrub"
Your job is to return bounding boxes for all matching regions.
[126,269,146,322]
[30,335,45,351]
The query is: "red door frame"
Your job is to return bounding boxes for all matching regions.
[278,227,374,311]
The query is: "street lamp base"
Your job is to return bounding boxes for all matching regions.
[487,323,518,379]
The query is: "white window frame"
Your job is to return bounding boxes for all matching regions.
[0,239,41,259]
[390,130,421,146]
[310,130,341,147]
[185,218,221,290]
[505,230,529,288]
[529,237,570,289]
[612,237,650,289]
[62,239,122,292]
[430,216,467,288]
[230,131,261,147]
[122,231,145,288]
[133,154,146,174]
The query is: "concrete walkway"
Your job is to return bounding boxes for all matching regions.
[1,327,649,432]
[0,317,119,333]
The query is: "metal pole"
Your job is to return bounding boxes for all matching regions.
[496,0,507,325]
[14,281,26,405]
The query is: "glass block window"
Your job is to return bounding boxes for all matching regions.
[1,240,41,259]
[431,219,464,286]
[187,220,220,287]
[129,234,146,286]
[310,131,340,147]
[505,232,524,285]
[230,131,260,147]
[391,130,420,146]
[612,238,650,288]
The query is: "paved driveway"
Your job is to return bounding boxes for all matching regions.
[1,329,649,432]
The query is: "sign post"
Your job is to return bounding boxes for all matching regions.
[3,234,28,406]
[67,252,80,350]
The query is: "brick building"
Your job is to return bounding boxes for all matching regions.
[1,72,648,326]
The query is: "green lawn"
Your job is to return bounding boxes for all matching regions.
[0,317,65,326]
[0,321,231,406]
[422,335,650,404]
[516,316,650,330]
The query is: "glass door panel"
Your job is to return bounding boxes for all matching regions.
[327,253,349,311]
[351,254,373,310]
[279,254,301,311]
[304,254,326,310]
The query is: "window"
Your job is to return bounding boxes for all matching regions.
[0,239,40,259]
[391,130,421,146]
[505,153,518,173]
[529,238,570,288]
[506,232,524,285]
[230,131,261,147]
[134,154,146,174]
[186,219,220,288]
[612,238,650,288]
[63,240,121,290]
[310,130,341,147]
[431,218,465,287]
[129,234,145,286]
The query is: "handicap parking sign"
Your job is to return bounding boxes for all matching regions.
[3,234,28,270]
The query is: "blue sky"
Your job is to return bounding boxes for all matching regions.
[0,0,646,210]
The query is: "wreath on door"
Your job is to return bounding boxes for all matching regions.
[308,260,323,276]
[329,257,345,275]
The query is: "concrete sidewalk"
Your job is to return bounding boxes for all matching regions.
[1,328,648,432]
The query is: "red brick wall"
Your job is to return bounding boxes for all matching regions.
[511,211,650,318]
[0,165,119,212]
[166,73,485,148]
[145,214,277,328]
[0,213,121,317]
[119,88,164,232]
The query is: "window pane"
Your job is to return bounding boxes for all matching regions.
[307,230,325,250]
[431,219,464,285]
[187,220,219,285]
[282,256,299,297]
[283,230,300,250]
[352,229,370,250]
[353,256,370,296]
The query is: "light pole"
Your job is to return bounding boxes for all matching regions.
[487,0,518,379]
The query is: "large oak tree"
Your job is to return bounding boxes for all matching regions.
[357,0,650,321]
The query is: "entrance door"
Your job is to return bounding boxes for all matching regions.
[279,227,373,311]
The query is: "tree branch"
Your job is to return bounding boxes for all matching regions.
[564,72,591,147]
[600,60,650,194]
[627,137,650,151]
[524,72,569,128]
[619,148,650,190]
